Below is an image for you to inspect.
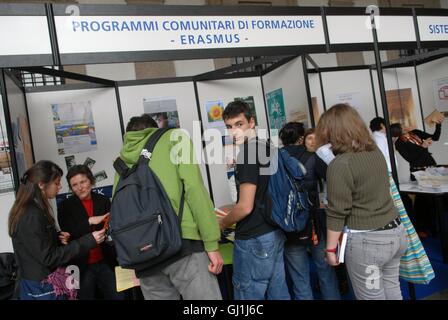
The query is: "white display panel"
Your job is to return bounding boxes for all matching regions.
[0,192,15,252]
[0,16,51,55]
[55,15,325,54]
[26,88,123,194]
[327,16,416,44]
[322,69,377,125]
[308,73,325,125]
[118,82,210,194]
[197,77,267,207]
[418,16,448,42]
[262,56,310,145]
[416,57,448,167]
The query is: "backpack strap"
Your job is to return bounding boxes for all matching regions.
[140,128,173,163]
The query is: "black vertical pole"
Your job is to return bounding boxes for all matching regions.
[193,81,214,204]
[114,82,125,140]
[414,62,426,132]
[0,69,20,192]
[370,10,399,186]
[318,71,327,111]
[369,67,379,117]
[259,72,271,142]
[302,55,316,128]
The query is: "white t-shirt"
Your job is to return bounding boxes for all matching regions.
[372,131,392,172]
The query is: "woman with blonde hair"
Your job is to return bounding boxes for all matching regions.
[316,104,407,300]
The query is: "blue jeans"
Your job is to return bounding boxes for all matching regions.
[232,230,290,300]
[284,239,340,300]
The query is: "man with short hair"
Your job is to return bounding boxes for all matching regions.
[113,114,223,300]
[369,117,392,172]
[220,101,290,300]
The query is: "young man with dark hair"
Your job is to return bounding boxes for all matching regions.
[369,117,392,172]
[114,114,223,300]
[220,101,290,300]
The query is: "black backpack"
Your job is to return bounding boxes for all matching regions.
[110,128,185,271]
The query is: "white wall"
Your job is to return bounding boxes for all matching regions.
[308,72,325,123]
[118,82,210,193]
[197,77,267,207]
[26,88,123,194]
[262,56,310,144]
[416,56,448,166]
[321,69,378,125]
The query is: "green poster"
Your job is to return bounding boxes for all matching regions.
[234,96,258,125]
[266,88,286,133]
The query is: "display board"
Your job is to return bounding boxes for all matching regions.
[26,87,123,196]
[118,81,210,193]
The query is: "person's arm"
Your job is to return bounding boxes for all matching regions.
[220,183,256,229]
[175,132,220,253]
[17,209,98,270]
[432,123,442,141]
[395,139,426,163]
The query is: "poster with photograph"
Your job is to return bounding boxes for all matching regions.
[52,101,97,155]
[234,96,258,125]
[385,88,417,130]
[266,88,286,136]
[143,97,180,129]
[205,100,226,133]
[433,77,448,112]
[0,101,14,194]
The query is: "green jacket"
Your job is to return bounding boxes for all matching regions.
[113,128,220,252]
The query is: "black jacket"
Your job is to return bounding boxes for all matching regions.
[395,123,441,170]
[12,204,96,282]
[57,192,117,271]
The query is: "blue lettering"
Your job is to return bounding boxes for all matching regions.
[188,34,195,43]
[238,20,246,29]
[162,21,170,31]
[102,21,111,31]
[180,34,187,44]
[429,25,434,34]
[111,21,120,31]
[234,33,240,43]
[131,21,142,31]
[80,21,89,32]
[90,21,100,32]
[72,21,80,32]
[121,21,130,31]
[310,20,315,28]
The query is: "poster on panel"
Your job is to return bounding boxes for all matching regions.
[52,101,98,155]
[143,97,180,129]
[0,99,14,194]
[266,88,286,136]
[205,100,226,134]
[385,88,417,131]
[432,77,448,112]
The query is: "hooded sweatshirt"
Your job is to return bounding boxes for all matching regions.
[113,128,220,252]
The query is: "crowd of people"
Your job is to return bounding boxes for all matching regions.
[8,100,444,300]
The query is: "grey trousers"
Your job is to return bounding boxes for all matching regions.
[139,252,222,300]
[345,223,408,300]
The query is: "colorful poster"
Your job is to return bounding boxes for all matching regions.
[234,96,258,125]
[205,100,226,134]
[433,77,448,112]
[385,88,417,131]
[0,100,14,194]
[143,97,180,129]
[266,88,286,136]
[52,101,97,155]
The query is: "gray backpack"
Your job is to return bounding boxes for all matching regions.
[110,128,184,271]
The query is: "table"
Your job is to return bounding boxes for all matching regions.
[399,182,448,263]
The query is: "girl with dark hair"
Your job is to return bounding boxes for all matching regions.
[9,160,104,300]
[58,165,123,300]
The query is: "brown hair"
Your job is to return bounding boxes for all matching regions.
[315,103,376,155]
[66,165,95,190]
[8,160,62,236]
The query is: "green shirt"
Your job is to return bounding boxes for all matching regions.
[113,128,220,252]
[326,148,397,232]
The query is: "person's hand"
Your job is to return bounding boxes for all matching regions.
[58,231,70,245]
[325,252,340,266]
[207,250,224,275]
[422,138,433,148]
[92,229,106,244]
[89,213,110,226]
[434,117,444,124]
[218,217,226,231]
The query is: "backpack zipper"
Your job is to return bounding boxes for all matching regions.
[112,214,161,235]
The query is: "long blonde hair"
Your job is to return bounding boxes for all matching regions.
[8,160,62,236]
[315,104,376,155]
